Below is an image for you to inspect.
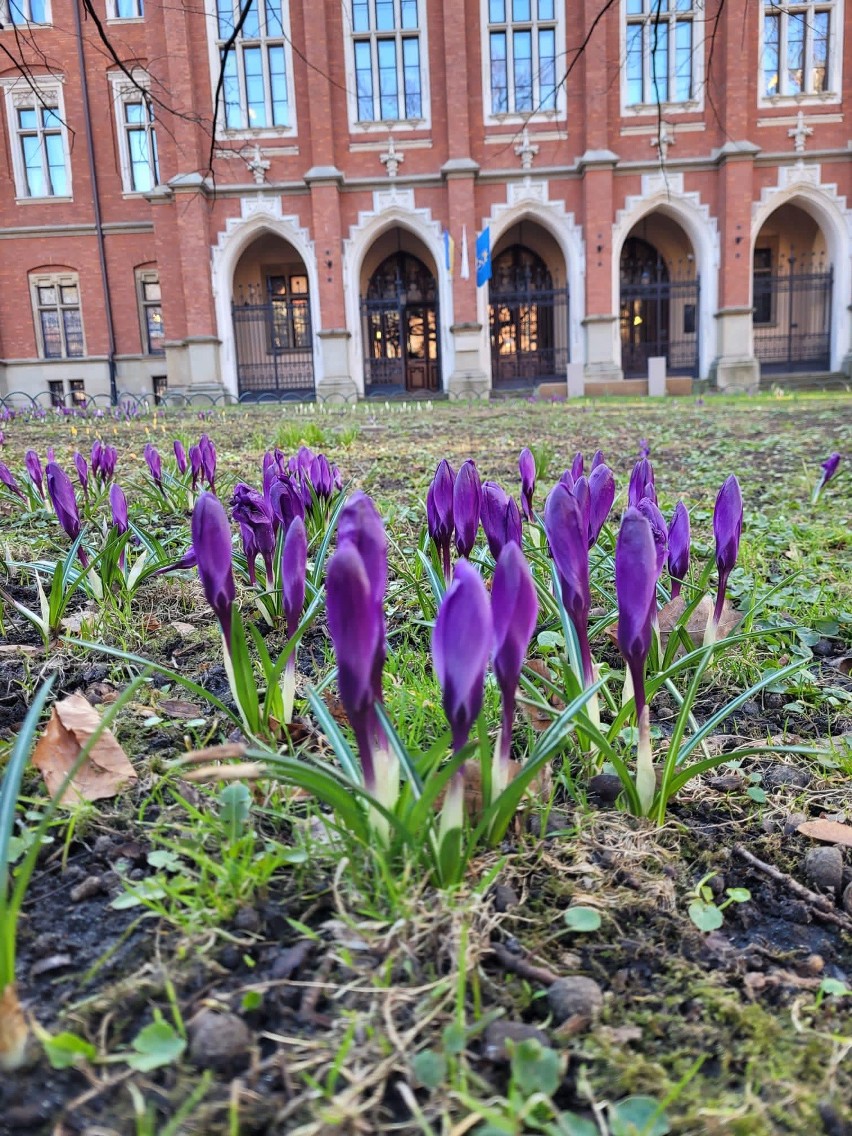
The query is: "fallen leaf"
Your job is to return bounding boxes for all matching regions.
[322,690,349,727]
[607,596,740,650]
[796,819,852,848]
[168,621,195,636]
[31,693,137,804]
[142,616,162,633]
[836,656,852,676]
[0,644,40,657]
[159,699,202,720]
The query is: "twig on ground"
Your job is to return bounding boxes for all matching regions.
[488,942,561,986]
[733,844,852,930]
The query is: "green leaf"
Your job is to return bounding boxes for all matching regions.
[127,1016,186,1072]
[608,1096,670,1136]
[241,990,263,1012]
[411,1048,447,1090]
[563,906,602,933]
[510,1037,562,1098]
[687,900,723,932]
[725,888,751,903]
[746,786,767,803]
[42,1030,97,1069]
[818,978,850,999]
[147,850,182,872]
[442,1022,467,1055]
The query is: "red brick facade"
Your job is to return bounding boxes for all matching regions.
[0,0,849,403]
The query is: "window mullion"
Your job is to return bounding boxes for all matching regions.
[506,26,514,114]
[531,20,539,109]
[668,14,675,96]
[643,21,651,102]
[371,33,380,120]
[395,29,404,119]
[778,11,788,96]
[236,45,247,129]
[803,5,813,92]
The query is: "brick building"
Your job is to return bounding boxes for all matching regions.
[0,0,849,405]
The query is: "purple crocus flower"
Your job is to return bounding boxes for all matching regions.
[25,450,44,499]
[46,462,87,566]
[144,443,164,493]
[667,502,690,599]
[588,463,615,547]
[199,434,216,493]
[570,452,584,482]
[153,547,197,577]
[426,458,455,581]
[189,445,202,491]
[191,492,236,652]
[270,475,306,535]
[638,498,668,579]
[571,475,591,538]
[559,468,574,492]
[308,453,334,501]
[232,483,275,587]
[813,452,842,504]
[491,543,538,790]
[453,460,482,559]
[337,491,388,702]
[173,440,187,475]
[74,452,89,499]
[518,447,536,520]
[278,515,308,724]
[480,481,522,561]
[238,523,259,586]
[639,439,651,458]
[591,449,605,470]
[0,461,24,499]
[544,483,593,687]
[615,508,658,813]
[93,444,117,483]
[707,475,743,642]
[627,458,655,508]
[109,482,129,534]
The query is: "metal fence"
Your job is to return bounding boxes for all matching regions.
[753,267,832,373]
[488,285,570,388]
[232,300,315,397]
[620,276,700,378]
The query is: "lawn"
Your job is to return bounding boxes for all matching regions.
[0,392,850,1136]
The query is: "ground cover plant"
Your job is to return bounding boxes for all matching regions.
[0,392,850,1136]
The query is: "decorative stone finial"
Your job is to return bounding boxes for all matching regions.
[247,144,270,185]
[651,123,675,162]
[514,126,539,171]
[380,136,404,178]
[788,110,813,154]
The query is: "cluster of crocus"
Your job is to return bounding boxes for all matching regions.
[325,491,398,838]
[813,451,842,505]
[188,434,217,495]
[91,441,118,484]
[260,445,341,527]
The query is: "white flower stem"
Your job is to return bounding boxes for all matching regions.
[635,704,655,816]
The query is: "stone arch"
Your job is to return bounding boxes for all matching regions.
[613,173,719,379]
[752,168,852,373]
[211,197,320,398]
[481,180,586,366]
[343,188,452,396]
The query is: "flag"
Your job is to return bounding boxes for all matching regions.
[475,227,491,287]
[460,225,470,281]
[442,228,455,278]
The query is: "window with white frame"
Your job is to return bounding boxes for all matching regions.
[30,274,85,359]
[625,0,698,107]
[1,0,50,25]
[9,87,70,198]
[109,0,143,17]
[136,269,165,355]
[351,0,424,122]
[486,0,558,116]
[215,0,292,131]
[762,0,838,97]
[110,75,159,192]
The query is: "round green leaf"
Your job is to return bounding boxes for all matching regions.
[563,906,602,933]
[688,900,723,932]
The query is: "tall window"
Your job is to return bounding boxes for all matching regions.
[625,0,697,107]
[487,0,557,116]
[762,0,836,97]
[352,0,423,122]
[2,0,50,24]
[31,275,85,359]
[136,270,165,355]
[216,0,290,130]
[125,99,158,191]
[15,101,68,197]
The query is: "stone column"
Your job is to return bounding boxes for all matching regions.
[444,161,489,398]
[581,153,622,383]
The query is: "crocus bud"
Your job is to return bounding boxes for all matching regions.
[708,475,743,638]
[25,450,44,499]
[270,476,305,535]
[46,462,80,544]
[558,468,574,492]
[433,559,493,755]
[453,460,482,559]
[0,462,24,499]
[308,454,334,501]
[588,463,615,547]
[570,452,584,482]
[813,452,841,504]
[153,547,197,576]
[480,481,522,561]
[591,449,605,470]
[571,475,591,539]
[628,458,655,508]
[191,493,236,652]
[638,498,668,579]
[491,543,538,788]
[144,443,163,492]
[282,516,307,638]
[615,508,658,812]
[232,483,275,587]
[518,447,536,520]
[199,434,216,492]
[109,482,129,534]
[189,445,202,490]
[173,440,187,475]
[426,458,455,580]
[337,491,388,612]
[74,452,89,498]
[667,502,690,599]
[544,483,593,686]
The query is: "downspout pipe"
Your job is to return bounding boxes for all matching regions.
[72,0,118,405]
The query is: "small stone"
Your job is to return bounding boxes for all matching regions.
[588,774,623,804]
[783,812,808,835]
[483,1020,551,1063]
[234,907,261,933]
[269,941,313,980]
[842,882,852,916]
[492,884,520,913]
[70,875,103,902]
[803,846,843,896]
[764,693,784,710]
[546,976,603,1029]
[798,954,824,976]
[93,835,114,857]
[739,700,760,718]
[189,1011,251,1073]
[765,764,811,790]
[812,638,834,658]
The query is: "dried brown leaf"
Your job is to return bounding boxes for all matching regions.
[31,693,137,805]
[796,819,852,848]
[159,699,203,720]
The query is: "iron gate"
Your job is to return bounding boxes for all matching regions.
[620,276,700,378]
[488,286,570,388]
[232,298,315,398]
[753,266,832,373]
[361,296,441,396]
